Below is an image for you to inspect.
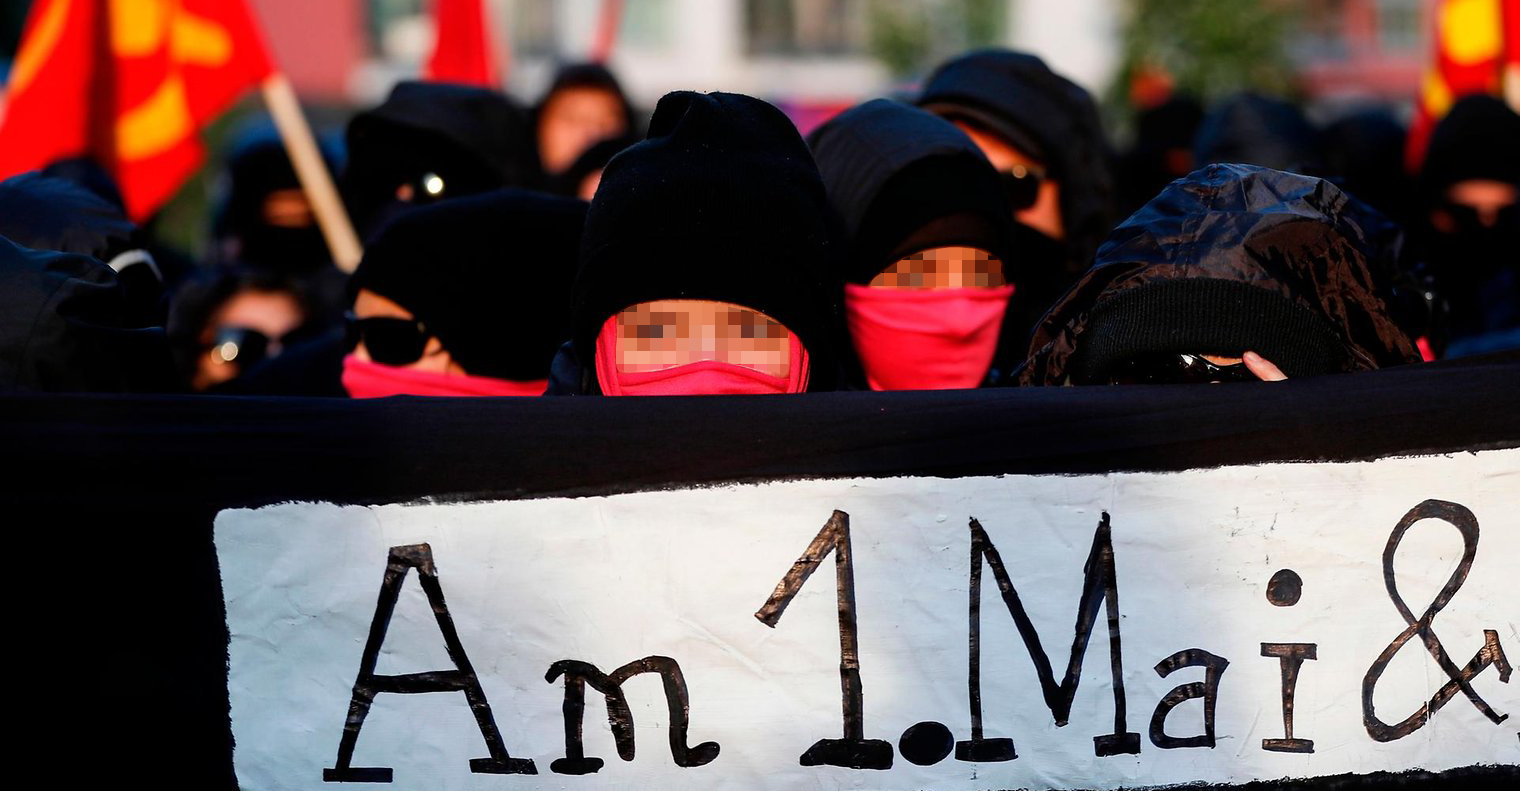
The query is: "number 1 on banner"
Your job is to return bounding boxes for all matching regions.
[754,510,894,770]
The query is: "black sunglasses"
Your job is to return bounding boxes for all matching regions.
[1000,163,1048,211]
[346,312,432,366]
[1104,353,1258,385]
[206,326,272,369]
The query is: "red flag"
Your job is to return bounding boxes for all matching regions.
[0,0,275,221]
[425,0,502,87]
[590,0,624,64]
[1407,0,1517,170]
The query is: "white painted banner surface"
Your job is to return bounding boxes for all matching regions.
[217,450,1520,790]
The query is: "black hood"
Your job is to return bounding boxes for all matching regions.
[350,188,585,382]
[534,62,640,136]
[917,49,1118,275]
[0,235,174,393]
[807,99,1013,284]
[1016,164,1422,385]
[214,126,340,273]
[343,81,536,238]
[1321,108,1411,224]
[1193,93,1326,176]
[0,171,142,264]
[1418,94,1520,198]
[571,91,839,388]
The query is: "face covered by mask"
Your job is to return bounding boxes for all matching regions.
[845,282,1014,390]
[342,354,548,398]
[592,311,811,396]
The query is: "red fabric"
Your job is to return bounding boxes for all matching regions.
[342,355,547,398]
[425,0,500,87]
[0,0,275,221]
[593,316,809,396]
[589,0,624,64]
[845,284,1014,391]
[1407,0,1515,170]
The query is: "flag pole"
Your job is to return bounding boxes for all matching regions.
[260,73,364,273]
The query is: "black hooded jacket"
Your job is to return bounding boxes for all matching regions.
[343,81,536,239]
[0,235,174,393]
[349,188,587,382]
[807,99,1017,385]
[1015,164,1423,385]
[0,172,165,327]
[917,49,1119,355]
[552,91,840,394]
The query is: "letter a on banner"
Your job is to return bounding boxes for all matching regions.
[325,544,535,782]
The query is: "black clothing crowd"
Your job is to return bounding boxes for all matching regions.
[2,51,1517,397]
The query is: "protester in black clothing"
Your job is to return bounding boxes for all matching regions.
[1015,164,1422,386]
[1321,108,1412,227]
[343,188,585,398]
[549,134,638,201]
[808,99,1016,390]
[342,81,536,240]
[167,270,310,392]
[1192,93,1326,177]
[1413,95,1520,357]
[1116,96,1203,217]
[550,91,839,396]
[534,63,638,179]
[0,235,175,393]
[918,49,1118,348]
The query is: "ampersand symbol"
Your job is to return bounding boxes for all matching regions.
[1362,500,1513,742]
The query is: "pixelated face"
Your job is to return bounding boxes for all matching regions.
[868,246,1006,289]
[615,299,792,377]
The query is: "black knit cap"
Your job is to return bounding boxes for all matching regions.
[1419,94,1520,197]
[571,91,839,384]
[350,188,586,381]
[344,81,535,236]
[807,99,1012,284]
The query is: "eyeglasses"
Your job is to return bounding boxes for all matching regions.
[1000,163,1048,210]
[1104,353,1258,385]
[346,312,432,366]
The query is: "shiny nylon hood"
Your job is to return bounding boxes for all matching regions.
[1016,164,1422,385]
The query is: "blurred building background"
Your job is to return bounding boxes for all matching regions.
[0,1,1434,113]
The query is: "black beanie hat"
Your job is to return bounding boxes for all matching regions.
[807,99,1012,284]
[344,82,535,236]
[571,91,839,382]
[350,188,586,381]
[1419,94,1520,197]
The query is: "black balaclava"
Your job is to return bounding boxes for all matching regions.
[807,99,1016,385]
[0,171,164,328]
[215,127,339,275]
[1192,93,1326,176]
[0,234,175,393]
[571,91,839,391]
[349,188,585,382]
[1415,96,1520,347]
[917,49,1118,349]
[343,81,536,240]
[1015,164,1423,386]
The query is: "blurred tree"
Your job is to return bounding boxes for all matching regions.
[867,0,1007,78]
[1115,0,1299,105]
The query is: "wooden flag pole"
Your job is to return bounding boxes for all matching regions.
[260,73,364,273]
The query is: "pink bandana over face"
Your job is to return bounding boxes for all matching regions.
[844,283,1014,390]
[593,315,810,396]
[342,355,548,398]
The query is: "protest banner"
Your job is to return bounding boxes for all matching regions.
[4,356,1517,789]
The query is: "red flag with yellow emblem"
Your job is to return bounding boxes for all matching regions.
[0,0,274,220]
[1407,0,1519,170]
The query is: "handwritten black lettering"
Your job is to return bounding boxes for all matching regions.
[1149,649,1229,749]
[544,655,719,774]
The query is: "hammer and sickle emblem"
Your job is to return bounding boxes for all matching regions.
[1362,499,1512,742]
[109,0,236,161]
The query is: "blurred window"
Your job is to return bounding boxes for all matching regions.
[1375,0,1421,53]
[1294,0,1352,62]
[502,0,557,58]
[745,0,868,56]
[621,0,674,51]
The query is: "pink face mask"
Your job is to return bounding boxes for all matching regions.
[844,283,1014,390]
[342,355,548,398]
[593,316,810,396]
